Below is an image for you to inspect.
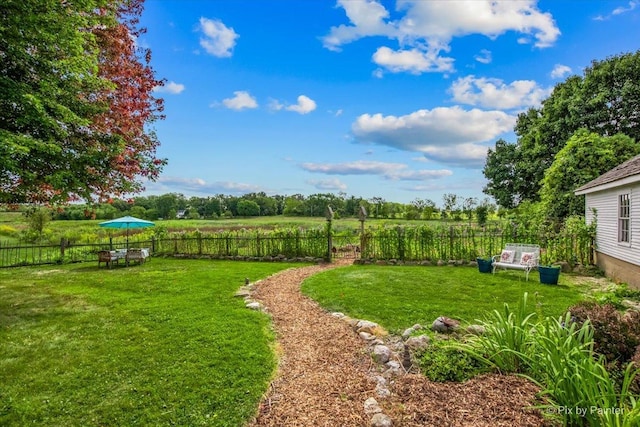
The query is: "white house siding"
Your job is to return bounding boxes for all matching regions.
[585,184,640,287]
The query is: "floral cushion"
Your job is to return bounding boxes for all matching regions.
[520,252,536,265]
[500,250,515,263]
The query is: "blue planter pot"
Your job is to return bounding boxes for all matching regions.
[477,258,493,273]
[539,266,561,285]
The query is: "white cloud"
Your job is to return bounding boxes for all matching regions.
[153,81,185,94]
[270,95,317,114]
[474,49,492,64]
[351,106,516,167]
[322,0,560,74]
[594,1,637,20]
[613,1,637,15]
[306,178,348,191]
[222,91,258,111]
[321,0,395,51]
[449,76,550,109]
[550,64,572,79]
[372,47,454,74]
[198,17,239,57]
[300,160,452,181]
[286,95,317,114]
[155,176,264,195]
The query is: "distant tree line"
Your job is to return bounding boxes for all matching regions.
[47,192,497,224]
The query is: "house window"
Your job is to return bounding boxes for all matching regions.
[619,193,630,243]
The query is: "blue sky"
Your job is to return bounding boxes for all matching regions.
[139,0,639,205]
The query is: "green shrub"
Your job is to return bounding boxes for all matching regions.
[418,340,487,382]
[460,293,538,373]
[457,296,640,426]
[568,301,640,365]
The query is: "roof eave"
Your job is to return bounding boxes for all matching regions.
[575,174,640,195]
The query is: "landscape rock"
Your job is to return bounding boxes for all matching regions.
[234,288,251,298]
[364,397,382,415]
[347,318,360,328]
[384,360,402,377]
[371,413,393,427]
[331,312,346,319]
[246,302,262,310]
[401,327,415,340]
[431,316,459,333]
[359,332,376,341]
[357,320,379,329]
[622,299,640,311]
[372,345,391,364]
[405,335,430,352]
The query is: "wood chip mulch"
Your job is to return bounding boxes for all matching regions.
[247,260,548,427]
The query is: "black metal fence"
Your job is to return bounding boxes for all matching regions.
[0,225,594,268]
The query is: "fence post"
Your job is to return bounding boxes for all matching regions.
[326,207,334,262]
[358,206,367,259]
[449,226,454,260]
[397,226,407,260]
[60,238,66,258]
[109,237,113,251]
[151,236,156,253]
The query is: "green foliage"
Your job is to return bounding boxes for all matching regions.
[459,293,538,373]
[457,295,640,426]
[484,51,640,210]
[22,207,52,243]
[237,200,261,216]
[418,340,487,382]
[540,130,640,220]
[482,139,521,209]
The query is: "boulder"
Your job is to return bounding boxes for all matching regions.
[431,316,459,333]
[371,413,393,427]
[405,335,430,352]
[364,397,382,415]
[246,302,262,311]
[359,332,376,341]
[372,345,391,364]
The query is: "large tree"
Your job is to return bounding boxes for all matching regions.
[539,129,640,220]
[483,51,640,209]
[0,0,165,204]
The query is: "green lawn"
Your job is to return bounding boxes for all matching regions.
[301,264,590,333]
[0,259,304,426]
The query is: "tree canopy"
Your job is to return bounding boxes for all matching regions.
[539,130,640,220]
[0,0,165,204]
[483,51,640,212]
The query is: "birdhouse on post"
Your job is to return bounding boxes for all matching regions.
[358,206,367,221]
[325,206,334,221]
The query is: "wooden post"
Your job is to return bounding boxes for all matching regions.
[358,206,367,259]
[326,206,334,262]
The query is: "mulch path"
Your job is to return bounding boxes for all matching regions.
[247,260,548,427]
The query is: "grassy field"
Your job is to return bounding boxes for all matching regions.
[301,265,589,333]
[0,258,304,426]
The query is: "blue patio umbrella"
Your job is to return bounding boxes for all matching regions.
[99,216,155,248]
